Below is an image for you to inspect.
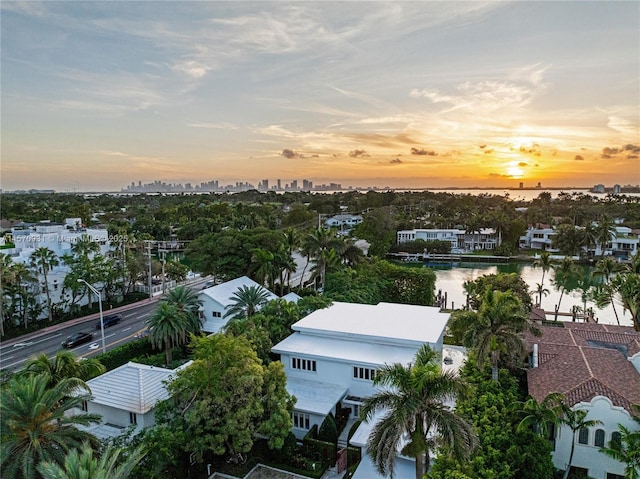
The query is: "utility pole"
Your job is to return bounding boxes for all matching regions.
[145,240,153,299]
[159,248,167,294]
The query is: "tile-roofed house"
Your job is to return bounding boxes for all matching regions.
[78,361,192,439]
[197,276,278,333]
[525,322,640,478]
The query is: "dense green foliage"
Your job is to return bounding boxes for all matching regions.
[324,259,436,305]
[462,272,533,311]
[428,360,556,479]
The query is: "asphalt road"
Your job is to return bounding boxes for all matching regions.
[0,277,210,373]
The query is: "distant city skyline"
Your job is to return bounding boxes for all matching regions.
[2,2,639,192]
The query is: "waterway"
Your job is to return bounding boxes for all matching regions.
[425,262,633,328]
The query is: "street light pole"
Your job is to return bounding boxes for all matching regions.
[78,279,106,354]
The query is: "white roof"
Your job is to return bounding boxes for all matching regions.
[286,377,348,416]
[291,302,449,347]
[272,334,421,366]
[199,276,277,307]
[282,292,302,303]
[86,361,191,414]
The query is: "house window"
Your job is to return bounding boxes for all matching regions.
[353,366,377,381]
[212,311,221,318]
[129,412,137,425]
[292,411,310,430]
[291,357,316,372]
[81,400,88,412]
[577,427,589,444]
[607,473,625,479]
[611,431,622,447]
[594,429,605,447]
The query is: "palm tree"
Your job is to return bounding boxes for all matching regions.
[457,289,536,381]
[581,223,597,259]
[533,282,550,309]
[552,258,580,320]
[22,351,105,388]
[0,374,101,479]
[282,228,300,287]
[513,392,565,439]
[37,442,145,479]
[598,405,640,479]
[146,302,190,365]
[533,252,553,287]
[361,344,478,479]
[162,285,203,335]
[29,247,59,322]
[613,273,640,331]
[223,284,272,319]
[305,228,340,291]
[595,215,616,258]
[592,257,622,325]
[559,407,603,479]
[0,253,15,336]
[249,248,275,287]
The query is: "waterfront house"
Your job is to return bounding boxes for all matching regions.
[396,228,501,251]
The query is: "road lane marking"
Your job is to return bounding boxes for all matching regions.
[3,357,29,369]
[123,312,137,318]
[121,327,131,332]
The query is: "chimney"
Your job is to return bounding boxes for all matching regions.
[532,344,539,368]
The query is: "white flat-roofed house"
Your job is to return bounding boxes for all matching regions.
[77,361,192,440]
[325,214,363,230]
[396,228,501,251]
[272,301,450,440]
[197,276,278,333]
[519,226,556,250]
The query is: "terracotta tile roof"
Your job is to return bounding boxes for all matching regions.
[526,322,640,413]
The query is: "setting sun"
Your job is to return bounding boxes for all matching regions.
[507,165,524,178]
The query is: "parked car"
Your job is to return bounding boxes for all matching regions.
[201,280,215,289]
[62,332,94,349]
[96,314,122,330]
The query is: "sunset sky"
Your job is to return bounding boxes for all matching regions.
[2,1,639,192]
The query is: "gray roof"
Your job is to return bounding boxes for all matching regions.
[87,361,191,414]
[199,276,277,307]
[287,377,348,415]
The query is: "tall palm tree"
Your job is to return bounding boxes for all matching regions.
[552,258,580,320]
[0,374,101,479]
[305,228,340,291]
[581,223,597,259]
[7,262,38,329]
[598,405,640,479]
[559,407,603,479]
[595,215,616,258]
[37,442,145,479]
[457,289,535,381]
[162,285,203,335]
[533,252,553,287]
[223,284,272,319]
[249,248,275,287]
[146,302,189,365]
[592,257,622,325]
[29,247,59,322]
[613,273,640,331]
[282,228,300,287]
[533,282,550,309]
[0,253,15,336]
[362,344,478,479]
[22,351,105,388]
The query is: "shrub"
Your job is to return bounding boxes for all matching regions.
[318,413,339,443]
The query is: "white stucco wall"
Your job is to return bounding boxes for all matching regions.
[552,396,637,478]
[199,295,228,333]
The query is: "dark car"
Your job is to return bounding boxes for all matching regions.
[62,332,94,348]
[96,314,122,330]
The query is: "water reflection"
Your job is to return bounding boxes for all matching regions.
[426,262,631,327]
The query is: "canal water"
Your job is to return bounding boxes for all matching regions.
[425,262,632,328]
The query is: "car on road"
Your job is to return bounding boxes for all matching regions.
[96,314,122,330]
[201,280,215,289]
[134,328,151,339]
[62,332,94,349]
